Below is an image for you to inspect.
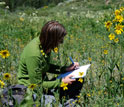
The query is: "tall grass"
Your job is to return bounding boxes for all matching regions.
[0,0,124,106]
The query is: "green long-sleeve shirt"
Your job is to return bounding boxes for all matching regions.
[18,36,66,89]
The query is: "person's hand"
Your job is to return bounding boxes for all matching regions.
[66,62,79,71]
[62,75,76,84]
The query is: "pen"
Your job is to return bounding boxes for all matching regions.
[69,56,74,64]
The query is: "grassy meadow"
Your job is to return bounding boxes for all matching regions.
[1,0,124,106]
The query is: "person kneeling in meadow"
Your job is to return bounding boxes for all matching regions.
[17,21,83,107]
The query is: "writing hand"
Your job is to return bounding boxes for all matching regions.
[66,62,79,71]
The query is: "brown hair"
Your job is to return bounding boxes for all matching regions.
[39,21,67,54]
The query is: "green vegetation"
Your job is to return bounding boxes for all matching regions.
[0,0,124,106]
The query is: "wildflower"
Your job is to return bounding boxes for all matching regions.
[110,80,112,83]
[105,21,112,30]
[41,50,45,56]
[43,6,48,9]
[72,101,75,104]
[119,7,124,12]
[87,93,91,97]
[79,72,84,76]
[115,24,124,35]
[20,17,24,21]
[75,100,78,102]
[115,15,123,23]
[108,33,115,40]
[54,47,58,53]
[77,100,81,103]
[0,80,5,88]
[0,50,10,58]
[60,82,68,90]
[115,9,120,16]
[78,78,83,83]
[114,38,119,43]
[28,84,37,90]
[76,95,80,98]
[36,104,40,107]
[104,50,108,54]
[41,50,43,53]
[122,77,124,80]
[88,57,92,62]
[3,73,11,80]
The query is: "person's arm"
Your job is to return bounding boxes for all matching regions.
[26,56,62,89]
[47,64,68,74]
[47,62,79,74]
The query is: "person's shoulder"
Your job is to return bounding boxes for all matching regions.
[22,37,41,57]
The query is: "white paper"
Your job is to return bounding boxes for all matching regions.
[57,64,91,79]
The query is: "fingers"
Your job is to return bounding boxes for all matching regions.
[67,75,76,81]
[73,62,79,69]
[68,78,76,84]
[68,75,74,78]
[62,75,76,84]
[74,62,79,67]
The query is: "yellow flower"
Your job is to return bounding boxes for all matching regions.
[41,50,45,56]
[108,33,115,40]
[122,77,124,80]
[43,6,48,9]
[76,95,80,98]
[88,57,92,62]
[105,21,112,30]
[0,80,5,88]
[117,103,119,106]
[41,50,43,53]
[3,73,11,80]
[0,50,10,58]
[28,84,37,90]
[119,7,124,12]
[115,24,124,35]
[104,50,108,54]
[115,15,124,23]
[54,47,58,53]
[79,72,84,76]
[114,38,119,43]
[110,80,112,83]
[87,93,91,97]
[42,53,45,56]
[78,100,81,103]
[60,82,68,90]
[78,78,83,83]
[20,17,24,21]
[115,9,120,16]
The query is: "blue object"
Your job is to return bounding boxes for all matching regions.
[69,56,74,64]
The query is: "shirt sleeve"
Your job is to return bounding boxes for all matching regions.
[25,56,62,89]
[42,78,62,89]
[47,64,68,74]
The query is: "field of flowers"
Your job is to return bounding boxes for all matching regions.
[0,0,124,106]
